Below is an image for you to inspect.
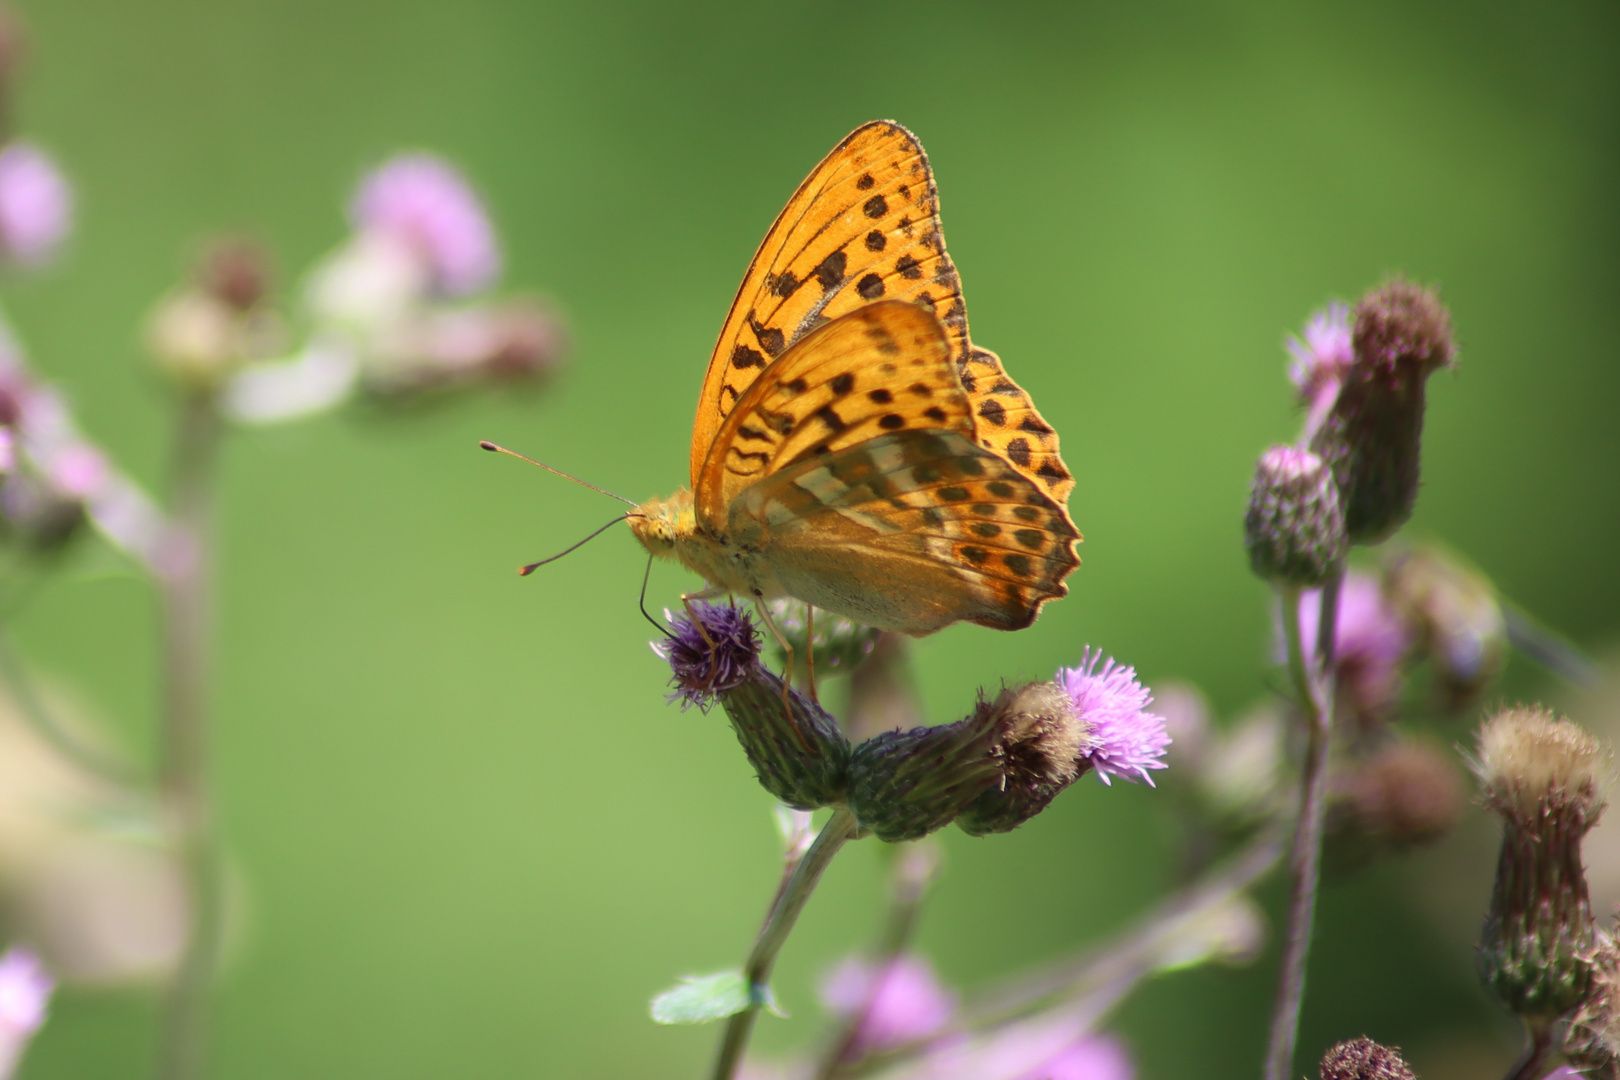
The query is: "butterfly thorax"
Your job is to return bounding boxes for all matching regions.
[629,488,779,599]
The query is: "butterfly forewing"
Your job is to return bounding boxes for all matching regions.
[694,303,975,529]
[729,429,1079,633]
[691,120,1074,507]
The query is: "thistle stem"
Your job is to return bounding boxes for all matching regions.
[1502,1019,1558,1080]
[155,391,226,1080]
[1263,577,1340,1080]
[713,807,860,1080]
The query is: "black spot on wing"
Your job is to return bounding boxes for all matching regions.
[867,389,892,404]
[878,414,905,430]
[977,399,1006,426]
[814,251,847,289]
[1038,460,1071,483]
[864,194,889,219]
[857,273,885,300]
[1005,438,1032,468]
[830,372,854,395]
[895,254,922,280]
[865,230,886,252]
[770,271,800,299]
[1019,415,1053,435]
[857,172,876,190]
[924,406,947,423]
[814,404,847,432]
[731,343,766,370]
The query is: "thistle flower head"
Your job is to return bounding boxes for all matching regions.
[352,154,499,296]
[1308,279,1455,544]
[819,953,955,1054]
[1058,649,1170,786]
[653,602,760,711]
[1474,705,1609,822]
[1244,444,1346,588]
[1318,1037,1415,1080]
[0,142,70,267]
[1475,706,1611,1019]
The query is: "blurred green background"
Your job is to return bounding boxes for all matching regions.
[5,0,1618,1076]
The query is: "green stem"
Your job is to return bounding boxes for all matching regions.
[1502,1018,1558,1080]
[1262,578,1340,1080]
[155,391,226,1080]
[712,807,860,1080]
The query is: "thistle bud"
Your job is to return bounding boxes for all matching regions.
[1384,545,1506,713]
[1245,445,1346,587]
[1309,280,1455,545]
[1474,706,1611,1019]
[656,603,849,810]
[955,682,1088,835]
[1318,1037,1416,1080]
[850,681,1084,842]
[766,599,881,681]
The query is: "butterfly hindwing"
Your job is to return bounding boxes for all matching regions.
[729,429,1080,633]
[694,302,975,529]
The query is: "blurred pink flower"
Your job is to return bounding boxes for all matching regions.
[352,154,498,296]
[0,143,71,266]
[0,947,53,1079]
[1058,649,1170,786]
[1294,571,1412,724]
[820,953,955,1053]
[48,442,107,498]
[1014,1034,1134,1080]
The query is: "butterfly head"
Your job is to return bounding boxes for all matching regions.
[628,488,697,558]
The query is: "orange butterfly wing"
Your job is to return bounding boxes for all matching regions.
[690,120,1074,507]
[693,301,973,528]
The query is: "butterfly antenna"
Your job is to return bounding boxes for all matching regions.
[638,552,673,638]
[479,441,636,506]
[518,514,630,576]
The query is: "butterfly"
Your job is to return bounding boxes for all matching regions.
[628,120,1080,638]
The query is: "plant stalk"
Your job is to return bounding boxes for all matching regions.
[713,807,860,1080]
[1263,577,1340,1080]
[155,390,226,1080]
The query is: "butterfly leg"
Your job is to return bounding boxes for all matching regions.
[679,587,729,650]
[752,591,815,754]
[803,604,820,706]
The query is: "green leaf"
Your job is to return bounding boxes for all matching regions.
[648,970,784,1025]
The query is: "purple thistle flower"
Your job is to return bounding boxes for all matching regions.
[0,947,53,1079]
[352,154,499,296]
[1292,571,1412,724]
[1287,303,1353,440]
[1015,1034,1134,1080]
[652,602,760,710]
[1057,649,1170,786]
[820,953,955,1053]
[0,143,71,267]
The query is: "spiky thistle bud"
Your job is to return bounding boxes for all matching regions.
[656,603,849,810]
[1474,706,1611,1020]
[1309,280,1455,545]
[849,681,1085,842]
[1318,1037,1416,1080]
[766,599,881,682]
[1245,445,1346,587]
[1327,738,1465,870]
